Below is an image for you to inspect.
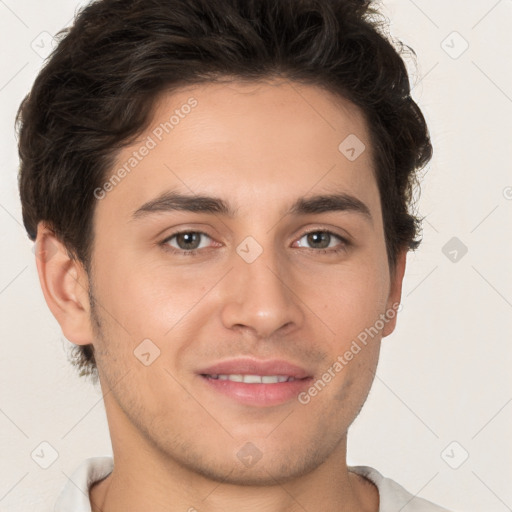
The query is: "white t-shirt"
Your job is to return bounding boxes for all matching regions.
[54,457,451,512]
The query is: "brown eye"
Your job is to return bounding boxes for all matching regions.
[306,232,331,249]
[296,231,346,251]
[164,231,212,251]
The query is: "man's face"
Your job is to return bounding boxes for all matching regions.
[87,80,402,483]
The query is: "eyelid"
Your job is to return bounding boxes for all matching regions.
[160,226,351,255]
[293,225,351,243]
[161,229,216,249]
[293,228,349,249]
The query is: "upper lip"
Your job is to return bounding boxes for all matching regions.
[199,358,311,379]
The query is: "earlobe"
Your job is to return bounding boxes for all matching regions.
[34,223,94,346]
[382,249,407,338]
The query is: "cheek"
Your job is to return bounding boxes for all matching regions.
[93,251,220,339]
[92,233,391,352]
[303,262,390,339]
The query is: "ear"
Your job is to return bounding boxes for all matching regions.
[34,223,94,346]
[382,248,407,338]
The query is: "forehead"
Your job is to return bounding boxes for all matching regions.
[96,79,379,220]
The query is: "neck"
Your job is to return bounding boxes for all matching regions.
[90,391,378,512]
[91,444,378,511]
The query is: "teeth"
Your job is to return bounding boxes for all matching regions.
[265,375,291,383]
[209,374,294,383]
[244,374,263,383]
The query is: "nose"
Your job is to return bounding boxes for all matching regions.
[219,243,305,339]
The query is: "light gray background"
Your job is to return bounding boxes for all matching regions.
[1,0,511,510]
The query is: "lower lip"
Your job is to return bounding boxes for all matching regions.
[200,375,313,407]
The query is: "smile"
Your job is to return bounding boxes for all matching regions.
[204,374,298,383]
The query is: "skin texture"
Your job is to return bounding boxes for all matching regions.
[36,80,406,512]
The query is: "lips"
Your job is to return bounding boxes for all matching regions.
[198,358,313,407]
[199,358,311,380]
[208,374,295,383]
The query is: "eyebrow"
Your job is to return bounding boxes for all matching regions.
[131,190,372,223]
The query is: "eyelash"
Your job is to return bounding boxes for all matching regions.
[160,229,350,257]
